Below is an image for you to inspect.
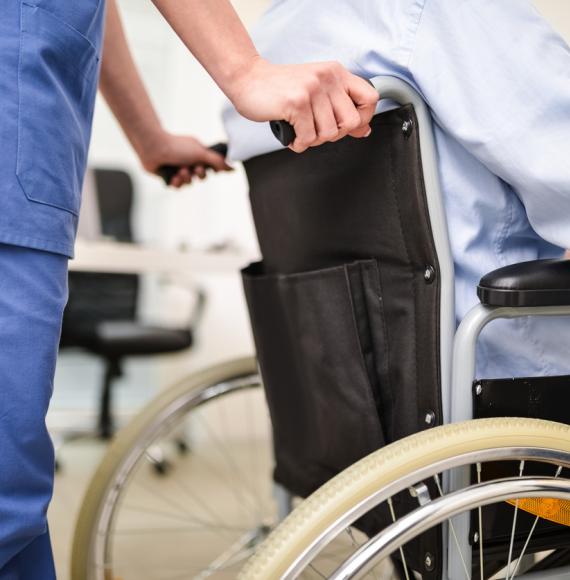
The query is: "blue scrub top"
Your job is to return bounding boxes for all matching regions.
[0,1,106,258]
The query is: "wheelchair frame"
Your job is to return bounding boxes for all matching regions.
[72,76,570,580]
[376,76,570,580]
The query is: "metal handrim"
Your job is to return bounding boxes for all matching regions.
[332,477,570,579]
[281,446,570,579]
[91,373,264,579]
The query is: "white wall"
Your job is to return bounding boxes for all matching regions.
[535,0,570,38]
[88,0,269,251]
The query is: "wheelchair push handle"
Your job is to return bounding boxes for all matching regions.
[157,142,228,185]
[270,120,297,147]
[270,79,377,147]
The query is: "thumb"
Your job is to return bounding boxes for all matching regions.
[201,147,232,171]
[347,76,379,127]
[348,124,372,139]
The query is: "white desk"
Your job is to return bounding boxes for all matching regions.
[70,240,252,275]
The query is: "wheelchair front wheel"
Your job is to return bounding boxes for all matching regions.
[72,356,276,580]
[241,418,570,580]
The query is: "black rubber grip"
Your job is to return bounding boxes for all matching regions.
[270,120,296,147]
[157,142,228,185]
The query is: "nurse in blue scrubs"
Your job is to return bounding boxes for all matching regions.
[0,1,377,577]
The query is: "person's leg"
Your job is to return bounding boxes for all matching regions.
[0,533,56,580]
[0,244,68,577]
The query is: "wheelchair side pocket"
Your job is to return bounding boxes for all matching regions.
[242,259,388,497]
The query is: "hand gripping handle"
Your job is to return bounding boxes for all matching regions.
[157,142,228,185]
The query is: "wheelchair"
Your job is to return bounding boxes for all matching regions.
[72,77,570,580]
[238,78,570,579]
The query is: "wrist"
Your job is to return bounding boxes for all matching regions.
[132,125,169,171]
[220,52,264,104]
[130,123,168,168]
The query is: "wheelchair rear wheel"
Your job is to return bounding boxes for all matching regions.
[241,418,570,580]
[72,356,276,580]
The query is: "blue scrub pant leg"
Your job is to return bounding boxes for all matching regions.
[0,243,68,578]
[0,533,55,580]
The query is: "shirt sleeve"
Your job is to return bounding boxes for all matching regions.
[410,0,570,249]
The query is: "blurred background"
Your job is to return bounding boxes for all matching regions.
[48,1,570,578]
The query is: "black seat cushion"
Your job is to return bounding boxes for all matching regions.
[478,259,570,307]
[88,321,193,357]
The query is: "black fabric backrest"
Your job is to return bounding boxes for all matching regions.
[245,106,442,444]
[243,106,443,577]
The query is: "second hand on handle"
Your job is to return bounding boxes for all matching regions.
[157,142,228,186]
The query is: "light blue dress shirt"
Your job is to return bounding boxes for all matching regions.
[223,0,570,379]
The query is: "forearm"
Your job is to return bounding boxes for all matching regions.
[103,0,377,155]
[99,0,164,159]
[151,0,259,100]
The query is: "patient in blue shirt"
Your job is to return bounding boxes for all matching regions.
[224,0,570,380]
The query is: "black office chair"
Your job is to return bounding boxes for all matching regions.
[60,169,205,439]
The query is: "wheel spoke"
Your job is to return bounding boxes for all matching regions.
[345,528,381,580]
[128,476,232,535]
[192,528,262,580]
[476,462,484,580]
[113,523,250,535]
[506,461,525,577]
[194,409,265,518]
[166,430,257,525]
[434,473,471,580]
[508,465,564,579]
[308,563,328,579]
[387,497,411,580]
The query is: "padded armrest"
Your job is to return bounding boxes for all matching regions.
[477,259,570,307]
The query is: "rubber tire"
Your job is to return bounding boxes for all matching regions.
[239,418,570,579]
[71,356,258,580]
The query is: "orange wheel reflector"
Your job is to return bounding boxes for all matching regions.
[506,498,570,527]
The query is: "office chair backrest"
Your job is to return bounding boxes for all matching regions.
[61,168,139,348]
[93,168,134,243]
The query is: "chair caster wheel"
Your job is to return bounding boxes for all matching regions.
[175,439,190,455]
[152,460,172,476]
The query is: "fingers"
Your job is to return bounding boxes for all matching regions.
[286,62,379,152]
[201,147,233,172]
[164,162,222,188]
[192,165,207,180]
[347,75,380,111]
[311,92,340,146]
[161,145,232,188]
[179,167,193,184]
[329,89,364,141]
[169,174,185,189]
[348,124,373,139]
[346,75,379,138]
[289,90,317,153]
[169,168,192,189]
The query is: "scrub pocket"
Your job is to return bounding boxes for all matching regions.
[242,259,389,497]
[17,3,100,215]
